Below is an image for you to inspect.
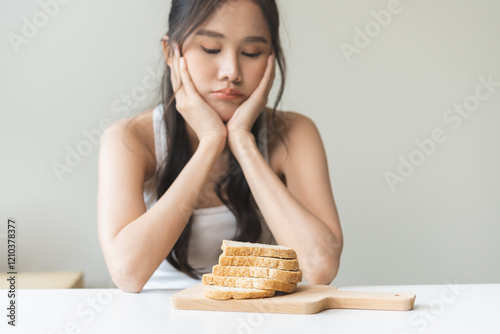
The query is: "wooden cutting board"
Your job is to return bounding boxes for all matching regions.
[170,283,416,314]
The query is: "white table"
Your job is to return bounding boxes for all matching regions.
[1,284,499,333]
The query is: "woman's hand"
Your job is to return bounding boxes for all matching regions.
[170,45,227,145]
[226,53,276,137]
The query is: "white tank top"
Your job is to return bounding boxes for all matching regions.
[142,104,276,289]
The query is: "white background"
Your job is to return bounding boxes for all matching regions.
[1,0,499,288]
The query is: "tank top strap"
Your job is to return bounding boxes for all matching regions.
[152,104,167,170]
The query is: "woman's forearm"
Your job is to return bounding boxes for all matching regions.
[230,132,342,284]
[105,138,225,292]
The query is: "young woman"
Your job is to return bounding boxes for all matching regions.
[97,0,343,293]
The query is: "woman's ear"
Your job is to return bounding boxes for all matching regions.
[161,35,172,67]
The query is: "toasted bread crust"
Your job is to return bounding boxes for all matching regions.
[212,265,303,283]
[218,255,300,271]
[202,274,297,293]
[203,285,275,300]
[221,240,297,259]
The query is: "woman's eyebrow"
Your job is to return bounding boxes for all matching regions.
[195,29,268,43]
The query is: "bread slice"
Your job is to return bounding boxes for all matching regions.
[219,255,299,271]
[202,273,297,293]
[212,265,303,284]
[221,240,297,259]
[204,285,275,300]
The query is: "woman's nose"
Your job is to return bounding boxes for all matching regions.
[217,53,242,83]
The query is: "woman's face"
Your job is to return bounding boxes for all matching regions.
[178,0,273,122]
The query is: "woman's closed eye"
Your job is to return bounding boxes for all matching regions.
[201,46,262,58]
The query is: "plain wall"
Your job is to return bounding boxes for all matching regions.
[1,0,499,288]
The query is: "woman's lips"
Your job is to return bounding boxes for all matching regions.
[213,88,244,101]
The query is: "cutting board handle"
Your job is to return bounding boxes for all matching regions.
[325,289,416,311]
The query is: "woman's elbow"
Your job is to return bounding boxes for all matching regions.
[302,245,342,285]
[303,255,341,285]
[305,268,338,285]
[108,262,147,293]
[114,279,143,293]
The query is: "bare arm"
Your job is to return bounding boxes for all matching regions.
[97,118,224,293]
[228,112,343,285]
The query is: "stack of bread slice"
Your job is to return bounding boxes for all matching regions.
[202,240,302,300]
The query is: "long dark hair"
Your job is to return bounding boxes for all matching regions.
[158,0,288,279]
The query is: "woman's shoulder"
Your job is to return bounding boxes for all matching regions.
[111,106,156,128]
[264,108,316,136]
[264,108,320,176]
[101,109,156,178]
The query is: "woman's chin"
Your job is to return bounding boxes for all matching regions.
[221,115,232,124]
[215,107,237,123]
[206,96,243,122]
